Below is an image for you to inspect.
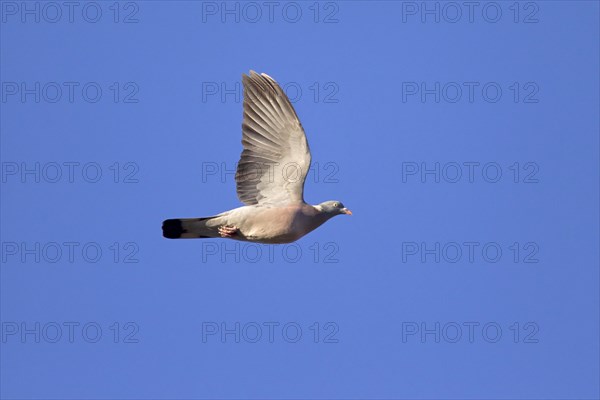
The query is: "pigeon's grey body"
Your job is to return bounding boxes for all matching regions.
[167,204,335,244]
[162,71,350,244]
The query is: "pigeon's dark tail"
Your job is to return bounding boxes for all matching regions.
[162,217,216,239]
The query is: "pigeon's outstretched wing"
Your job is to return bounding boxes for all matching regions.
[235,71,312,206]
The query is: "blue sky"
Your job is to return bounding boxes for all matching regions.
[1,1,599,399]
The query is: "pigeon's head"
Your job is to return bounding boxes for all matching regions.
[318,200,352,216]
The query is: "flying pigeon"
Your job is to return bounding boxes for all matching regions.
[162,71,351,244]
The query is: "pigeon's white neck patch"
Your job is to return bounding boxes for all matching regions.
[314,205,324,212]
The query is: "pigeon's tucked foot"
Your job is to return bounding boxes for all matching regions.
[218,225,238,238]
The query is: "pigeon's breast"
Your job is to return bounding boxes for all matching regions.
[241,205,317,244]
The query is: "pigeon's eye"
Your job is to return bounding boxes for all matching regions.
[333,202,339,208]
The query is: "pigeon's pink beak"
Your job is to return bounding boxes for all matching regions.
[342,208,352,215]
